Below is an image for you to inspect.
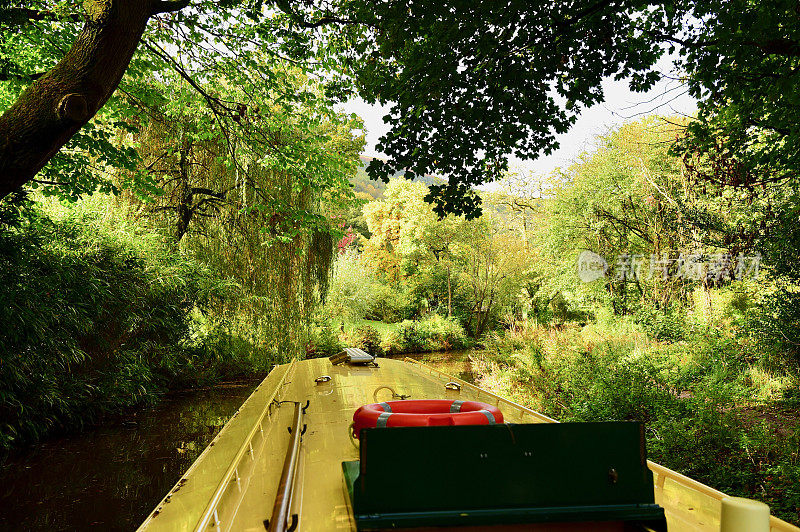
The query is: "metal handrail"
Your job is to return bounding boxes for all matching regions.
[267,401,305,532]
[647,460,727,500]
[403,357,558,423]
[192,360,297,532]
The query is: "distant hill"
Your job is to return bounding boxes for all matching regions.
[352,155,443,200]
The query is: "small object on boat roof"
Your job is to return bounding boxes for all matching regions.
[330,347,376,366]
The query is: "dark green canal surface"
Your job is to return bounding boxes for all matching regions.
[399,349,479,384]
[0,352,475,531]
[0,380,259,531]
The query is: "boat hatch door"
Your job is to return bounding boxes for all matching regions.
[342,421,668,531]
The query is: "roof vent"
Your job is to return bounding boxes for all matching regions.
[330,347,377,366]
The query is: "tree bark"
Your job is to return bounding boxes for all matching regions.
[0,0,186,199]
[447,262,452,317]
[175,136,193,243]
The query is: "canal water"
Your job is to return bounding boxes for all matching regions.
[0,351,478,531]
[400,350,477,384]
[0,381,259,531]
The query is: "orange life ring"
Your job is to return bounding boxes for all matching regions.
[353,399,503,437]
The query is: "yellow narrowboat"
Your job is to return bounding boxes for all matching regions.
[136,353,800,532]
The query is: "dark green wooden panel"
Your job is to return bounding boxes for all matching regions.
[343,422,666,530]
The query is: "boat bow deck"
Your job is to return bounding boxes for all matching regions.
[138,357,799,532]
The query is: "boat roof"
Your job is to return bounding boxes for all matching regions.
[137,357,800,532]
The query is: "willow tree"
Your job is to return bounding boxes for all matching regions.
[128,81,229,244]
[123,59,363,359]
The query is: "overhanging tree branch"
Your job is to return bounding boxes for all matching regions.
[0,8,84,26]
[142,40,234,115]
[295,15,362,29]
[151,0,191,15]
[0,0,192,200]
[274,1,365,29]
[191,187,227,199]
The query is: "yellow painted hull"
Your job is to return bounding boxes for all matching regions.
[137,357,799,532]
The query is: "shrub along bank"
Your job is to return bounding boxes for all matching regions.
[0,202,271,450]
[380,315,469,355]
[306,314,470,358]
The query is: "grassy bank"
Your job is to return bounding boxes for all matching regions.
[471,318,800,524]
[336,318,399,338]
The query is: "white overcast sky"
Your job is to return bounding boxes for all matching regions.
[340,56,696,182]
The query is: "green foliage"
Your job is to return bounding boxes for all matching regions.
[122,67,364,363]
[3,4,799,519]
[381,321,426,355]
[280,0,799,221]
[674,1,800,205]
[416,314,469,351]
[353,325,382,356]
[364,283,415,323]
[744,281,800,370]
[782,386,800,409]
[3,0,798,225]
[171,325,272,386]
[381,315,468,355]
[325,249,380,320]
[323,249,418,323]
[474,323,800,523]
[1,0,142,198]
[649,402,800,521]
[302,1,673,216]
[305,325,343,358]
[0,24,365,450]
[634,307,688,342]
[360,178,534,334]
[0,201,265,449]
[540,118,695,315]
[332,318,398,342]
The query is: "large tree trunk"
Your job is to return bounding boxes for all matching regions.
[0,0,185,199]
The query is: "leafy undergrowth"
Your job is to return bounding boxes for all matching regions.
[380,315,470,355]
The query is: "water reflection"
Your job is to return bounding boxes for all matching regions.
[0,354,476,530]
[0,381,258,531]
[389,349,478,384]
